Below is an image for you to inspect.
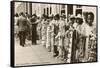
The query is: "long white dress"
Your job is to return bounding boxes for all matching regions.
[41,20,47,46]
[82,22,97,62]
[56,20,66,57]
[50,20,55,52]
[46,25,51,49]
[65,24,74,63]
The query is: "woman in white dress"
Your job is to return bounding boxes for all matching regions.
[83,12,97,62]
[46,17,52,52]
[55,15,66,60]
[41,18,47,47]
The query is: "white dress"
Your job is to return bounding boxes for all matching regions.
[50,20,55,52]
[46,25,51,49]
[41,20,47,46]
[82,22,97,62]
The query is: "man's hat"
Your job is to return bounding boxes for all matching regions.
[32,14,37,17]
[70,15,75,19]
[76,14,82,19]
[54,14,60,19]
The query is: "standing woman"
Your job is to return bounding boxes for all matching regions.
[83,12,97,62]
[66,15,75,63]
[75,15,85,62]
[57,15,66,60]
[36,17,42,43]
[46,17,51,52]
[41,15,47,47]
[49,16,55,55]
[53,14,60,57]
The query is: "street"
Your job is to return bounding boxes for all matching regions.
[15,38,65,66]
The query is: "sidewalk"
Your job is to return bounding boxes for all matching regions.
[15,39,65,66]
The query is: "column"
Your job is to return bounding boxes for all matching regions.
[32,3,36,14]
[59,5,61,15]
[51,4,56,15]
[73,5,76,16]
[27,3,32,16]
[65,5,67,18]
[25,2,28,13]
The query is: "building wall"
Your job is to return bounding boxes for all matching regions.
[15,2,67,16]
[15,2,97,23]
[31,3,67,16]
[15,2,26,14]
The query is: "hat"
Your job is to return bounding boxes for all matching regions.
[76,14,82,19]
[32,14,37,17]
[55,14,60,19]
[70,15,75,19]
[19,12,24,16]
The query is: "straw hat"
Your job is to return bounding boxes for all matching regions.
[76,14,82,19]
[70,15,75,19]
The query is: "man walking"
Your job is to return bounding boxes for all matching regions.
[17,12,30,47]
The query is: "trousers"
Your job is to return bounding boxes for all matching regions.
[19,31,26,46]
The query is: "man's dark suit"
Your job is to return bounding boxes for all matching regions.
[17,16,29,46]
[30,18,37,45]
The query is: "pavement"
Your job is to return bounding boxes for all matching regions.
[15,38,65,66]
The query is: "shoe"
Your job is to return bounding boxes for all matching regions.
[53,54,58,57]
[22,45,24,47]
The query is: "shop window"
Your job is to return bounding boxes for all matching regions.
[61,10,65,14]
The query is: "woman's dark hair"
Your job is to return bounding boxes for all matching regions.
[37,17,40,19]
[85,12,94,26]
[54,14,60,20]
[79,18,83,24]
[32,14,37,17]
[41,14,46,19]
[25,12,28,15]
[83,12,88,19]
[15,13,19,17]
[19,12,25,17]
[20,12,24,15]
[76,18,83,25]
[88,12,94,21]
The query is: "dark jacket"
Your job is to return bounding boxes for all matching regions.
[17,16,30,32]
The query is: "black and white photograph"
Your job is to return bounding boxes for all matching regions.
[11,1,97,67]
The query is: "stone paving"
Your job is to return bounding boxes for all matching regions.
[15,39,65,66]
